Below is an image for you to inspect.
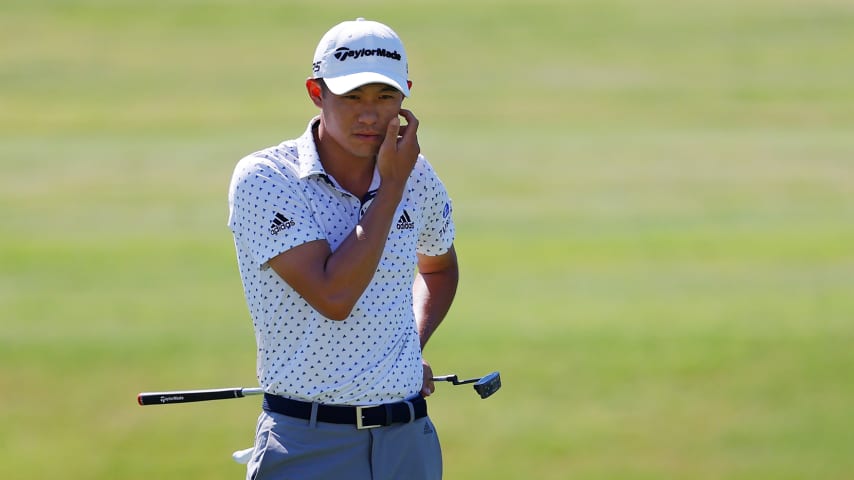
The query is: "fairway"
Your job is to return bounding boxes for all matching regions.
[2,1,854,479]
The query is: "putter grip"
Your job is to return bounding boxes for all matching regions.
[137,387,245,405]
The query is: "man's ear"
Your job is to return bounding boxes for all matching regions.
[407,80,412,91]
[306,78,323,107]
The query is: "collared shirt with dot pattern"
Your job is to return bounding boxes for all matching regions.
[228,118,455,405]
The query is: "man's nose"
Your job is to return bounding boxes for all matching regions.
[356,104,379,125]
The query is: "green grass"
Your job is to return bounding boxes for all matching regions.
[2,1,853,479]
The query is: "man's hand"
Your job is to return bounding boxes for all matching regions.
[377,109,419,192]
[421,359,435,397]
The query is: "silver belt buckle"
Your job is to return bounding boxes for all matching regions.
[355,405,381,429]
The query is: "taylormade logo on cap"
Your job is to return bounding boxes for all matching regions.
[332,47,402,62]
[312,18,410,97]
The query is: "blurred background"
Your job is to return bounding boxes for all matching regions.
[1,0,853,478]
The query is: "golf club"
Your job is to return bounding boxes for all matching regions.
[137,371,501,405]
[431,371,502,399]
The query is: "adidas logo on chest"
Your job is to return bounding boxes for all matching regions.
[396,210,415,230]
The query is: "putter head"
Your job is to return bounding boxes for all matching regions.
[473,371,501,399]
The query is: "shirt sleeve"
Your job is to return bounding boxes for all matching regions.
[228,155,326,269]
[414,156,456,256]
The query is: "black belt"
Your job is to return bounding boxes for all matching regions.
[263,393,428,430]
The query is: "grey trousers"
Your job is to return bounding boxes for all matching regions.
[246,408,442,480]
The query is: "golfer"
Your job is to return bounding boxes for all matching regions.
[227,18,458,480]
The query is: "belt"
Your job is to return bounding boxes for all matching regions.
[262,393,428,430]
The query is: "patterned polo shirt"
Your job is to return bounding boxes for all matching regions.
[227,118,455,406]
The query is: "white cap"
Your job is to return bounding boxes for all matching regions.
[312,18,410,97]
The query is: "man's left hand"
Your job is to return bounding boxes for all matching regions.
[421,359,435,397]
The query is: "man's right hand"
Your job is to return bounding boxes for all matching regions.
[377,109,420,191]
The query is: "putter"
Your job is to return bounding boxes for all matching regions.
[431,371,502,399]
[138,371,501,405]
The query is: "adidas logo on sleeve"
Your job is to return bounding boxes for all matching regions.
[270,212,296,235]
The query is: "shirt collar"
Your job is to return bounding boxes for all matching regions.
[295,116,326,180]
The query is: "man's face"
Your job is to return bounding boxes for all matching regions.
[314,82,405,160]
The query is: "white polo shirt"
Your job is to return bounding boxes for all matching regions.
[227,118,455,406]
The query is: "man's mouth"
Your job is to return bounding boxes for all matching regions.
[353,132,383,143]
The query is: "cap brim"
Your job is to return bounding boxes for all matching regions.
[323,72,410,97]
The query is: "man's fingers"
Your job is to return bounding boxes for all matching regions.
[380,116,401,153]
[376,111,419,187]
[421,360,434,397]
[398,109,419,142]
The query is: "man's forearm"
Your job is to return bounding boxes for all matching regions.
[319,186,405,317]
[413,252,459,350]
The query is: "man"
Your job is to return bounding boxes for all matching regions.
[227,18,458,480]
